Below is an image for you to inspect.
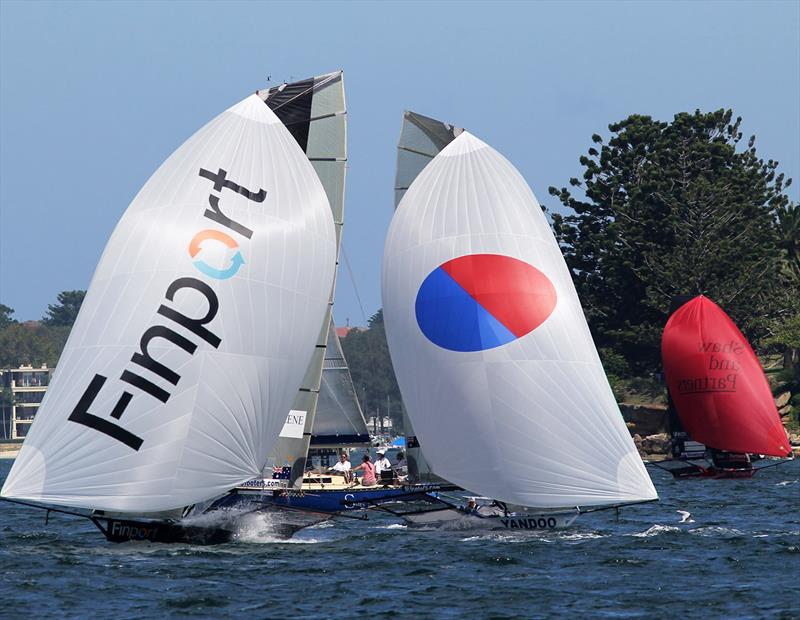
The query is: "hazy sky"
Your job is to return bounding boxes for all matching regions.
[1,0,798,324]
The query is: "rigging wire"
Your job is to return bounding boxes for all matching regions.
[340,242,369,325]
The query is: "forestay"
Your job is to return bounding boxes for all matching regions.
[382,131,657,508]
[1,95,336,512]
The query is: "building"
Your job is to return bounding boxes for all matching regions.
[0,364,51,440]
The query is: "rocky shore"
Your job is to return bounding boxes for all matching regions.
[620,402,800,459]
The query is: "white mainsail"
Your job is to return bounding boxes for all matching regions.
[382,131,657,508]
[310,322,370,447]
[257,71,352,480]
[1,95,336,512]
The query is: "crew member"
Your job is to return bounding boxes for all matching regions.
[328,451,352,483]
[351,454,376,486]
[394,451,408,480]
[374,449,392,477]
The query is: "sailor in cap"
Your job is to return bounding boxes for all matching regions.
[374,449,392,478]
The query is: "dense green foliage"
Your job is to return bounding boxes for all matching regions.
[42,290,85,326]
[339,310,404,431]
[548,109,797,374]
[0,304,16,328]
[0,294,82,368]
[0,322,71,368]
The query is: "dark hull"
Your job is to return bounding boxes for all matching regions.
[656,458,756,480]
[92,508,313,544]
[212,485,434,513]
[93,517,237,544]
[671,466,756,480]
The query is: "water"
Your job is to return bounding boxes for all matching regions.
[1,459,798,619]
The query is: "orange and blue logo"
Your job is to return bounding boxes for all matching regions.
[415,254,556,352]
[189,229,245,280]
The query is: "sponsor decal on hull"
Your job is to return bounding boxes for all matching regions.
[499,516,559,530]
[110,520,160,542]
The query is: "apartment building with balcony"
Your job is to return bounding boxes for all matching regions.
[0,364,51,440]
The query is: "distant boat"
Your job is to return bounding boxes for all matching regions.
[659,295,792,479]
[381,128,658,531]
[0,86,337,543]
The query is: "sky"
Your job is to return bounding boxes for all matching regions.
[1,0,798,325]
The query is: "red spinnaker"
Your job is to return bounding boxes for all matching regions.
[661,296,790,457]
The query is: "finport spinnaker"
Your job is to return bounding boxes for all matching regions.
[1,94,337,514]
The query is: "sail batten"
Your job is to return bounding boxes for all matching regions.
[383,130,657,508]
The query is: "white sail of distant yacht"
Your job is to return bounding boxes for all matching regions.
[258,71,368,485]
[382,131,657,513]
[1,94,337,514]
[394,111,462,482]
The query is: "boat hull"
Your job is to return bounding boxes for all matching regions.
[671,466,756,480]
[211,484,442,514]
[402,509,580,531]
[655,458,756,479]
[93,504,322,544]
[93,517,237,545]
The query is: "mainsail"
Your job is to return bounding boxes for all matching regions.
[1,95,337,512]
[258,71,358,481]
[382,131,657,508]
[394,111,462,482]
[310,322,370,447]
[662,295,791,457]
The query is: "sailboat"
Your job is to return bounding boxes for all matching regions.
[658,295,792,479]
[203,79,451,519]
[381,126,658,530]
[0,88,338,543]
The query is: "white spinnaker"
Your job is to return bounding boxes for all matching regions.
[2,95,336,512]
[382,132,656,508]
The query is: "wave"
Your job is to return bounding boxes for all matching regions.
[630,524,682,538]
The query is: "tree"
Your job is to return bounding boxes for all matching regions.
[0,304,16,328]
[775,203,800,282]
[0,322,70,368]
[340,310,404,431]
[548,109,794,373]
[42,290,86,326]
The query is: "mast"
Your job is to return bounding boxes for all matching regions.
[394,111,462,483]
[258,71,349,485]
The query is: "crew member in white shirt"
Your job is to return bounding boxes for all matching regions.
[374,449,393,482]
[328,452,352,483]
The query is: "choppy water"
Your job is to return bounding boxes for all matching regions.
[1,459,798,619]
